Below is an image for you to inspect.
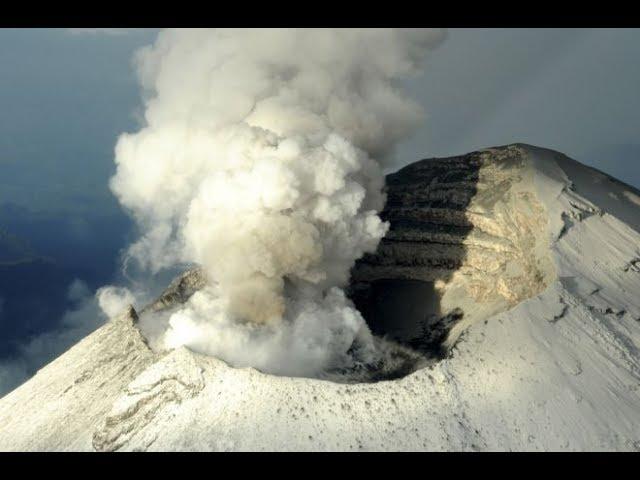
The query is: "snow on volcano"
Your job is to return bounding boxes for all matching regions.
[1,144,639,451]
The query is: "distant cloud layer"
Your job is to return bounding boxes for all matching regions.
[66,28,139,36]
[0,280,109,397]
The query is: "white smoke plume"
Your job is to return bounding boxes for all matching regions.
[110,28,445,377]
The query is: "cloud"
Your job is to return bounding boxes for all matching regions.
[110,29,445,377]
[0,280,117,397]
[66,28,136,36]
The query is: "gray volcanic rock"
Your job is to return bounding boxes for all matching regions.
[140,268,208,315]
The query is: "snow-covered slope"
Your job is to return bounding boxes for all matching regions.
[1,144,639,451]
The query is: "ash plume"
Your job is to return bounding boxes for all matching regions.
[107,28,445,377]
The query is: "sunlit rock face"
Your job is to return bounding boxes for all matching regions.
[351,145,555,351]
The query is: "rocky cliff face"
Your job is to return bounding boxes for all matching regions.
[140,268,208,315]
[351,145,555,352]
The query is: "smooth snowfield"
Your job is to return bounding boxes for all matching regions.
[1,145,639,451]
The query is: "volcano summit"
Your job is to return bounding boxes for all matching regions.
[1,144,639,451]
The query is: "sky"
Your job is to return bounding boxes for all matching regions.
[397,28,640,186]
[0,28,639,217]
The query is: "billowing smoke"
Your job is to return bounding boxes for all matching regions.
[109,29,444,377]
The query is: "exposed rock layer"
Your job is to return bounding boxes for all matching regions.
[351,145,555,349]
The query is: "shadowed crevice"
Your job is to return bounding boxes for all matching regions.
[349,152,482,359]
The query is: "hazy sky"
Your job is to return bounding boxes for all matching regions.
[1,28,639,215]
[0,28,156,215]
[398,28,640,187]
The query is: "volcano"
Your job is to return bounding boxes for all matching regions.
[1,144,639,451]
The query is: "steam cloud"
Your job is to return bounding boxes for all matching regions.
[109,29,445,377]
